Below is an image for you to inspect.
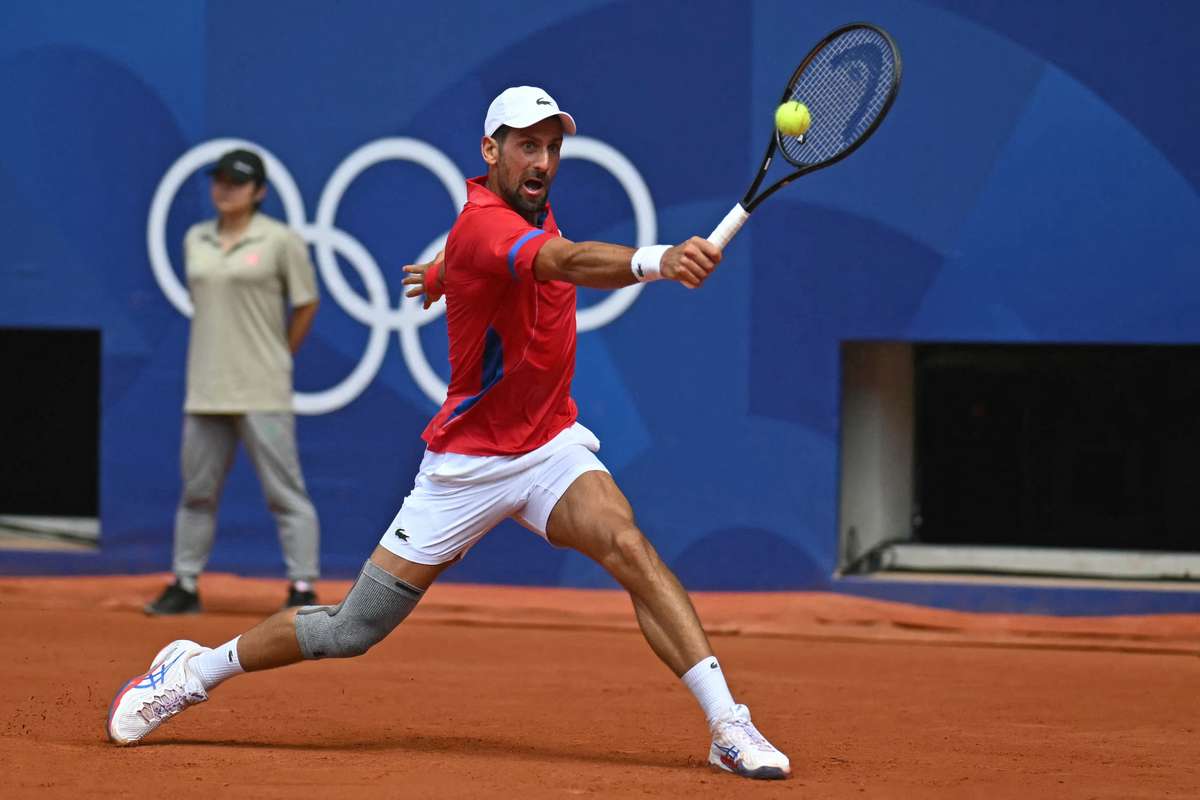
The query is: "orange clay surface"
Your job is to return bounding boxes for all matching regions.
[2,573,1199,799]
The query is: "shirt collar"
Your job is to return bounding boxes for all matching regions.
[199,212,270,247]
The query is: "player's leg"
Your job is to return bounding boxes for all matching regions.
[543,471,710,673]
[108,446,509,746]
[146,413,239,615]
[239,411,321,607]
[540,469,791,780]
[108,546,449,745]
[237,546,449,670]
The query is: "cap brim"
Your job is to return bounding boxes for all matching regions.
[495,110,577,136]
[206,166,256,184]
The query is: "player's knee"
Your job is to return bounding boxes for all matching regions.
[332,607,384,657]
[296,601,399,659]
[294,561,423,660]
[604,525,658,580]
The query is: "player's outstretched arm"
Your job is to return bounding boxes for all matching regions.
[534,236,721,290]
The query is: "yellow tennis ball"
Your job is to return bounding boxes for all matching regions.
[775,101,811,137]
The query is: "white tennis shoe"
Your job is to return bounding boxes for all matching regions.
[107,639,209,745]
[708,704,791,780]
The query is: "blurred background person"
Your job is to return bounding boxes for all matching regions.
[145,148,321,615]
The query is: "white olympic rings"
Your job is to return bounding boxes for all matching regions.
[147,136,657,415]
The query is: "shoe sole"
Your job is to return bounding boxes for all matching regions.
[142,604,202,616]
[708,753,791,780]
[106,640,189,746]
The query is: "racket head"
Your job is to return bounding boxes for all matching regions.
[776,23,902,171]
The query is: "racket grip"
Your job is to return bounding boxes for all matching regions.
[707,203,750,250]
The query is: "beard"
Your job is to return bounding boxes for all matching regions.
[496,156,552,220]
[500,180,550,219]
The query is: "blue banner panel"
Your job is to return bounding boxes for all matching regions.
[3,2,1200,612]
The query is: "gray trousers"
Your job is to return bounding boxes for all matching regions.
[173,412,320,582]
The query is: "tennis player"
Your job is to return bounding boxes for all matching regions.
[107,86,791,781]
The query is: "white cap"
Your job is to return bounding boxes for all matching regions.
[484,86,577,137]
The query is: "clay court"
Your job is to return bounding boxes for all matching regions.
[2,574,1197,798]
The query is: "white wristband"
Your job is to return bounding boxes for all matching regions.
[631,245,670,282]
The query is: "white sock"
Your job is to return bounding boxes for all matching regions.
[189,636,245,691]
[681,656,737,725]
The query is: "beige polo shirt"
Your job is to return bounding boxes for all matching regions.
[183,213,319,413]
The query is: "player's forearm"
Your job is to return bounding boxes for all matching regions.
[534,240,637,289]
[288,301,319,353]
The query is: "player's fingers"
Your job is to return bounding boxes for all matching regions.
[404,286,424,298]
[681,245,716,274]
[690,236,722,265]
[677,262,703,288]
[401,274,422,286]
[680,256,709,283]
[402,264,421,274]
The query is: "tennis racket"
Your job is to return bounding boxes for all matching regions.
[707,22,902,249]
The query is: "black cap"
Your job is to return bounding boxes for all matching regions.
[207,149,266,184]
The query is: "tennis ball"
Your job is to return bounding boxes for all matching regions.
[775,101,811,137]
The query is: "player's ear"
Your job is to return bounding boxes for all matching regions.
[481,135,500,167]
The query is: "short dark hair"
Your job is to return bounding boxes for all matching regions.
[491,124,512,144]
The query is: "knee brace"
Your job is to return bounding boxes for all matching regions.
[293,560,424,659]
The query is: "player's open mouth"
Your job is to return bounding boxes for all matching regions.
[521,178,545,197]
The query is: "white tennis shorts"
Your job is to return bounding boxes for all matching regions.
[378,422,609,565]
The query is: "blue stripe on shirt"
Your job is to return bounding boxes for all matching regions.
[507,229,545,278]
[449,327,504,419]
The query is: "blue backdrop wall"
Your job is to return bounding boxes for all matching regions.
[3,2,1200,604]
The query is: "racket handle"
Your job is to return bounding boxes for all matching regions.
[707,203,750,250]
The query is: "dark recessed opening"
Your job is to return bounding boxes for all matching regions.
[0,327,101,518]
[914,344,1200,553]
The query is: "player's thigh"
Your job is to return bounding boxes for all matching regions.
[367,544,454,590]
[544,470,638,558]
[380,470,515,567]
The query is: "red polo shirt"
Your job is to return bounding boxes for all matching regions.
[421,177,579,455]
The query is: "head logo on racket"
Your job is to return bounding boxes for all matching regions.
[707,22,902,250]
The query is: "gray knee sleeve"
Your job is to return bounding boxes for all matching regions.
[294,561,424,659]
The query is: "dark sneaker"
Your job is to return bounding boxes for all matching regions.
[284,585,317,608]
[144,582,201,616]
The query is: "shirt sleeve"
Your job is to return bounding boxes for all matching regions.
[281,230,319,307]
[458,209,552,282]
[182,224,202,287]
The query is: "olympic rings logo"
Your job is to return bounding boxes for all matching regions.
[147,136,657,415]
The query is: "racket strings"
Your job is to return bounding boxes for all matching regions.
[781,27,897,166]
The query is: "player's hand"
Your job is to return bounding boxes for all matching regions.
[661,237,721,289]
[402,252,445,309]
